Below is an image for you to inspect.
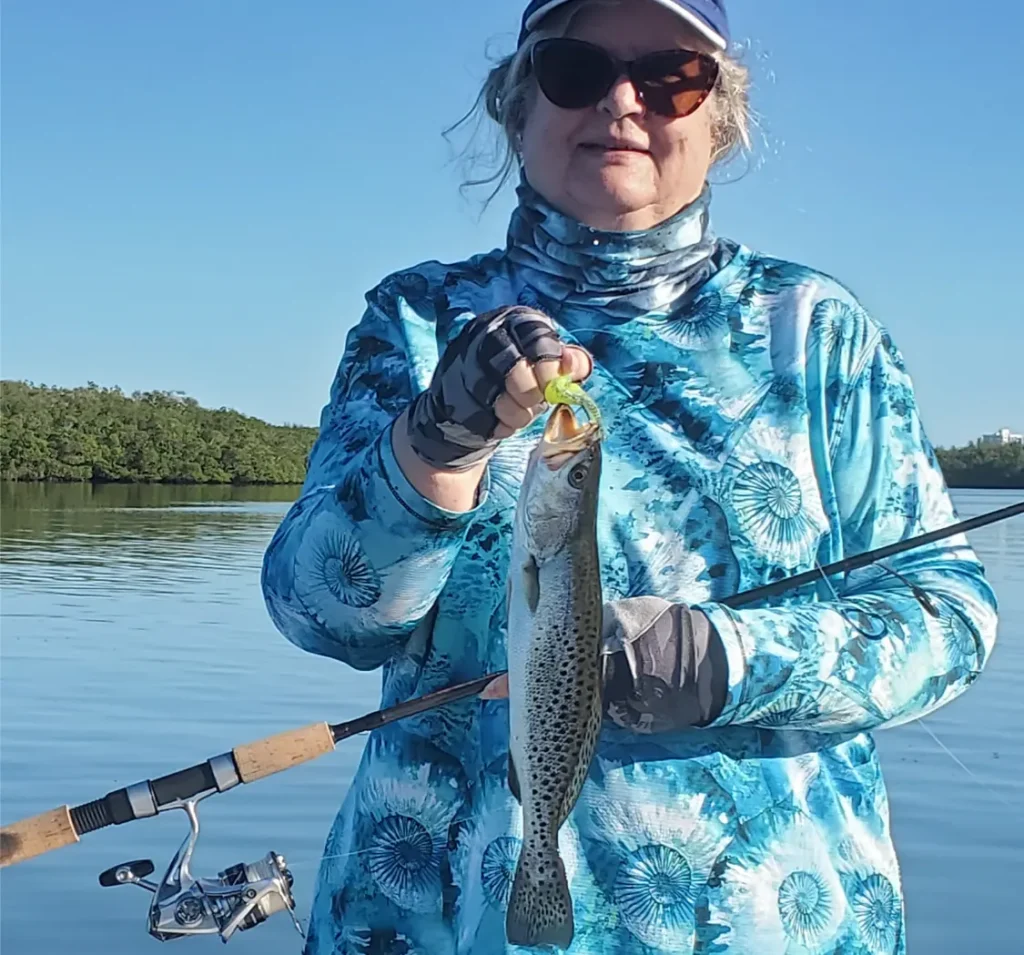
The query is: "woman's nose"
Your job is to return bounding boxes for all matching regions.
[597,74,645,119]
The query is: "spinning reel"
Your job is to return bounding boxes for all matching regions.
[99,794,303,943]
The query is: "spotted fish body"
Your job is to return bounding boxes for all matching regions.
[505,404,604,950]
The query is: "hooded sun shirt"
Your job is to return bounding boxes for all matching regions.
[262,177,997,955]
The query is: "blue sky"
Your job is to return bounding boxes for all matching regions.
[2,0,1021,446]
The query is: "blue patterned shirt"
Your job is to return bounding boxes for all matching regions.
[262,181,998,954]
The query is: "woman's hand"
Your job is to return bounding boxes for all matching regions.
[481,598,726,732]
[480,672,509,700]
[480,598,671,702]
[405,305,592,471]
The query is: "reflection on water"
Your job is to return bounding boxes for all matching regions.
[0,483,1022,954]
[1,483,304,601]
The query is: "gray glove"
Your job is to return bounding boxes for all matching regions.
[600,597,726,733]
[405,305,564,470]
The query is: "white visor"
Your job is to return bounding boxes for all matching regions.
[524,0,727,51]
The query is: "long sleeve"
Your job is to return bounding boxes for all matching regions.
[261,286,489,671]
[695,327,999,733]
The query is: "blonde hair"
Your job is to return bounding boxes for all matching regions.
[445,0,753,204]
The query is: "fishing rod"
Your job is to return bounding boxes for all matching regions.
[1,499,1020,943]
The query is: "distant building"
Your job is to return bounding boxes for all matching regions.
[980,427,1024,446]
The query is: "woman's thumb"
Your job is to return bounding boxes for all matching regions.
[560,345,594,382]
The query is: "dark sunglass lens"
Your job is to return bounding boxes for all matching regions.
[533,39,617,110]
[633,51,719,118]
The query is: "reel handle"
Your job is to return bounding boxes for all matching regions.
[98,858,155,887]
[0,805,78,867]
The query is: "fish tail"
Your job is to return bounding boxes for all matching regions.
[505,847,574,950]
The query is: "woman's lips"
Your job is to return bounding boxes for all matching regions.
[579,143,650,162]
[580,142,649,153]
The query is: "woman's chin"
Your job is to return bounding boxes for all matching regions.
[557,164,649,223]
[571,188,656,230]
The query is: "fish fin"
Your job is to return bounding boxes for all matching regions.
[522,554,540,613]
[508,752,522,804]
[506,848,574,950]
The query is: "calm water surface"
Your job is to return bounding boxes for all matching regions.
[1,483,1021,954]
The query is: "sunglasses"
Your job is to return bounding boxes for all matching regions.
[530,37,719,119]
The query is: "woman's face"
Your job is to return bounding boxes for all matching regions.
[520,0,717,232]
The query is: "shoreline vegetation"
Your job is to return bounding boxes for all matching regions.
[2,381,1022,489]
[1,381,316,485]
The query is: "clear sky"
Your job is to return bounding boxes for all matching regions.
[2,0,1021,447]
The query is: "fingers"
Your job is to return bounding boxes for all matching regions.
[507,309,563,365]
[523,347,593,396]
[492,422,517,440]
[494,392,541,432]
[502,307,590,401]
[562,345,594,383]
[498,344,594,433]
[415,306,591,470]
[459,306,595,440]
[531,358,564,395]
[505,359,545,410]
[521,346,592,404]
[479,674,509,700]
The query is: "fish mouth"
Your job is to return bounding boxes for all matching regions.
[540,404,601,459]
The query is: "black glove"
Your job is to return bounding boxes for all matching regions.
[601,597,727,733]
[405,306,564,470]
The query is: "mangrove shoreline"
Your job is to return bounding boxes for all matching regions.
[2,381,1021,489]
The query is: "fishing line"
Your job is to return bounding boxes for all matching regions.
[316,844,390,865]
[812,557,889,639]
[316,808,502,865]
[913,719,1019,812]
[916,720,980,783]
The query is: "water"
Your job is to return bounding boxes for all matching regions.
[0,483,1021,953]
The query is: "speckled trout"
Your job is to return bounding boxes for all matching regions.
[505,403,603,950]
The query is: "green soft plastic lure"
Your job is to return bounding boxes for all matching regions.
[543,375,603,435]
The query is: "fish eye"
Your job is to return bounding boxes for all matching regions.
[568,463,589,489]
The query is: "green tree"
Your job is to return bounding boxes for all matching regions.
[934,440,1024,489]
[0,381,319,484]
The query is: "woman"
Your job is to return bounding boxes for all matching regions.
[262,1,999,952]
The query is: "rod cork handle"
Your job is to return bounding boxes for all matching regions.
[232,721,335,783]
[0,805,79,868]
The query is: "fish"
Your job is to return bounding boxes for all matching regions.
[504,403,604,950]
